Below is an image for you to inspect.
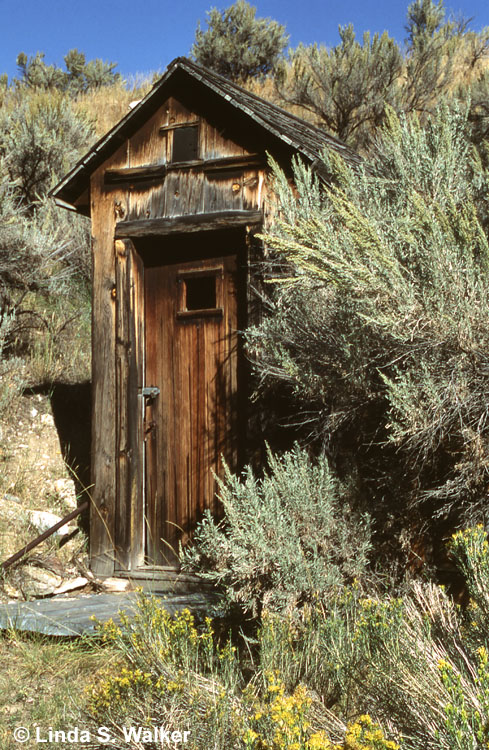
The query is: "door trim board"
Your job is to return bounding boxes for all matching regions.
[114,210,262,238]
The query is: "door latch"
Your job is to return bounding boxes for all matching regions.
[140,386,160,400]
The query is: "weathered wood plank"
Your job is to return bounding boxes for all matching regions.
[202,154,262,174]
[90,143,129,577]
[165,171,183,217]
[105,164,167,185]
[114,239,144,572]
[126,102,169,224]
[168,97,197,126]
[115,239,130,570]
[128,102,169,168]
[107,154,262,176]
[200,116,249,161]
[144,265,162,565]
[115,210,262,238]
[242,169,261,210]
[159,119,200,133]
[129,246,145,571]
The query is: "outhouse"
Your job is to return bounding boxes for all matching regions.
[51,57,360,581]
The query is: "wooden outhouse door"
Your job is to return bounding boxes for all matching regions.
[140,239,239,567]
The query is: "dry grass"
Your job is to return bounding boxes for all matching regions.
[0,631,116,750]
[73,78,154,137]
[448,32,489,87]
[244,74,320,125]
[24,296,92,387]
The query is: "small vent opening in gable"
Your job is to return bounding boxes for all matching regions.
[172,125,199,162]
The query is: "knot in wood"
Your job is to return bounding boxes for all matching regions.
[115,240,128,258]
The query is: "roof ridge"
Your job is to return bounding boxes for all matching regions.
[174,57,354,152]
[51,55,361,210]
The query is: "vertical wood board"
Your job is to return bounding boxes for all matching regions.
[144,250,238,566]
[90,141,128,576]
[114,239,145,572]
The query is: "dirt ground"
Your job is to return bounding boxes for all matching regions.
[0,388,92,600]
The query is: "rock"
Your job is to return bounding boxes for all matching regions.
[40,414,54,427]
[30,408,38,418]
[2,582,21,599]
[24,510,73,536]
[53,478,77,508]
[101,577,132,592]
[53,577,89,595]
[23,565,64,595]
[3,493,21,504]
[0,505,20,521]
[27,555,66,577]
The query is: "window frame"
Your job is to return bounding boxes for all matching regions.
[176,266,224,319]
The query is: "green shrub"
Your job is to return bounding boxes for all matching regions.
[341,527,489,750]
[191,0,288,82]
[0,90,92,384]
[249,103,489,549]
[0,89,94,205]
[181,446,371,615]
[254,527,489,749]
[450,525,489,632]
[258,588,372,716]
[0,168,90,367]
[16,49,121,94]
[85,595,384,750]
[87,599,245,749]
[87,528,489,749]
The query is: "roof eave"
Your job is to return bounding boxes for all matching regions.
[50,58,187,208]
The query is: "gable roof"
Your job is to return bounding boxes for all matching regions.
[51,56,362,212]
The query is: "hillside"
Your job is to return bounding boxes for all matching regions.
[2,1,489,746]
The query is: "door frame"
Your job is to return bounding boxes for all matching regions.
[113,226,252,574]
[114,238,145,572]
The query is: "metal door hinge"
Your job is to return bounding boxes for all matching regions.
[140,386,160,400]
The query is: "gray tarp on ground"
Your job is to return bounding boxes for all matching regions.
[0,592,218,636]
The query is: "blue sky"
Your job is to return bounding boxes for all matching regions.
[1,0,489,85]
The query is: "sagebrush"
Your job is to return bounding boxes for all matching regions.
[181,446,371,615]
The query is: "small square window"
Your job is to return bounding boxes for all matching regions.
[177,267,223,319]
[184,276,216,310]
[172,125,199,162]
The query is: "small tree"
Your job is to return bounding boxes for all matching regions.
[276,0,489,151]
[64,48,121,94]
[16,52,66,90]
[402,0,467,114]
[276,26,403,150]
[190,0,289,82]
[16,48,121,93]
